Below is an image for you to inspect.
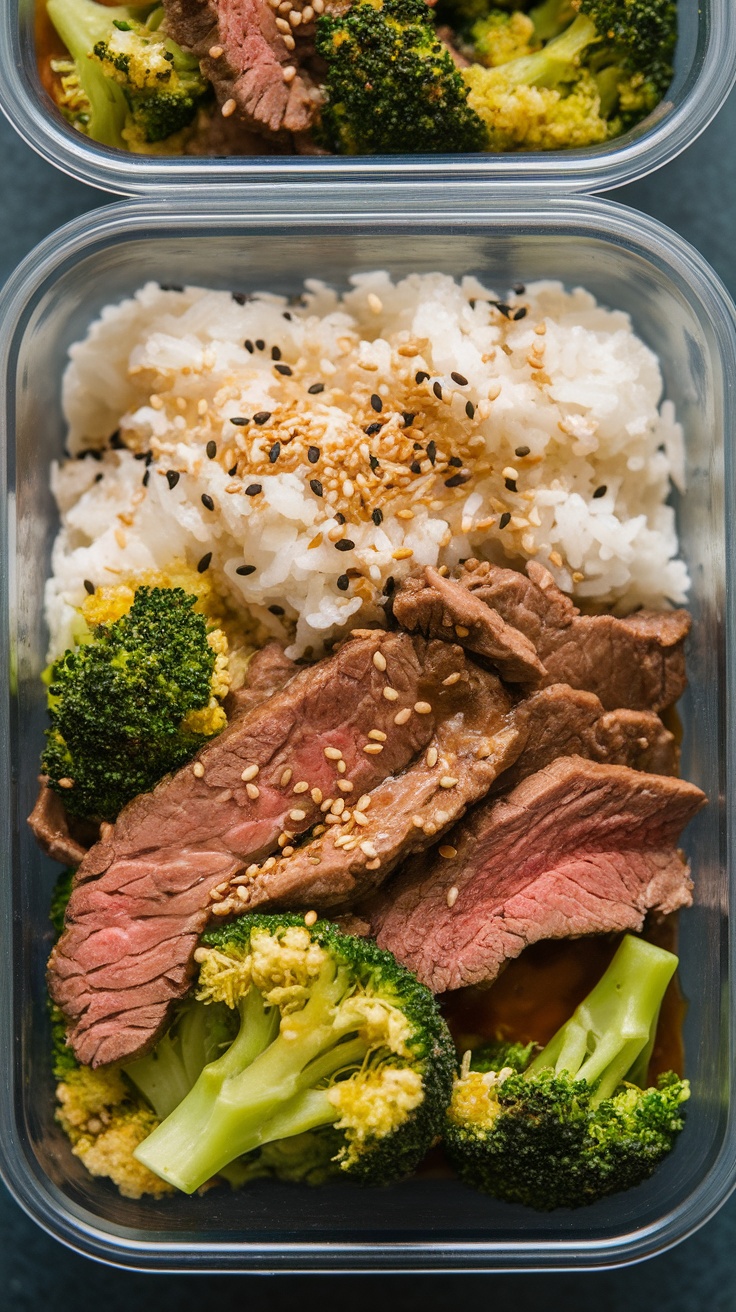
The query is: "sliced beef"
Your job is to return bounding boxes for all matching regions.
[28,778,101,868]
[162,0,320,140]
[364,756,705,993]
[494,683,679,792]
[49,631,455,1066]
[460,559,690,712]
[392,566,545,687]
[235,648,521,912]
[222,640,296,718]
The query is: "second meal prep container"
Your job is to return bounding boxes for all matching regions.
[0,187,734,1272]
[1,0,735,194]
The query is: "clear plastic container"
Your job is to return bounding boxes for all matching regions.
[1,0,735,195]
[0,188,734,1272]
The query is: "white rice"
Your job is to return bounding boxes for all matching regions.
[47,273,688,660]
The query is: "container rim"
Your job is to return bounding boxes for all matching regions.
[1,190,735,1272]
[1,1,736,195]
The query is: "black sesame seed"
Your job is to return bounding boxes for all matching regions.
[197,553,212,573]
[245,484,262,496]
[269,442,281,463]
[372,508,383,526]
[274,364,292,376]
[433,382,443,401]
[445,473,470,488]
[513,307,528,321]
[496,304,512,318]
[364,423,382,436]
[159,283,183,293]
[415,371,430,384]
[253,412,271,426]
[308,446,320,464]
[370,394,382,413]
[335,512,346,525]
[206,440,217,459]
[403,413,416,427]
[465,401,475,419]
[426,440,437,466]
[145,451,153,465]
[201,493,215,511]
[271,346,281,361]
[166,470,180,489]
[515,445,530,458]
[228,464,238,477]
[334,539,355,551]
[83,579,95,595]
[369,454,380,472]
[410,461,422,474]
[109,430,124,449]
[142,470,150,487]
[499,512,511,529]
[310,479,323,497]
[384,576,395,595]
[308,383,324,395]
[255,339,265,351]
[244,340,254,353]
[269,605,285,616]
[232,292,248,306]
[449,456,463,468]
[230,417,249,426]
[505,478,518,493]
[236,564,256,576]
[283,311,292,321]
[134,451,147,461]
[413,442,423,451]
[593,485,607,499]
[451,372,468,386]
[337,575,350,591]
[94,472,103,483]
[512,283,526,295]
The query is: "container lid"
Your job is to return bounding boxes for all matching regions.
[2,0,735,197]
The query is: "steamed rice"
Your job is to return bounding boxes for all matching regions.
[47,273,688,660]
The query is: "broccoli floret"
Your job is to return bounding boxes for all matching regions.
[42,584,229,822]
[445,934,690,1210]
[315,0,487,155]
[45,0,210,149]
[134,914,456,1194]
[470,10,538,67]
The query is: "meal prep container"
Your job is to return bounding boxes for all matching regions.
[1,0,735,195]
[0,188,734,1273]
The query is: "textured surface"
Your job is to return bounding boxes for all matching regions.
[1,83,736,1302]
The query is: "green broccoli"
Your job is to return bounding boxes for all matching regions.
[134,914,456,1194]
[445,934,690,1210]
[45,0,210,150]
[42,584,229,822]
[315,0,488,155]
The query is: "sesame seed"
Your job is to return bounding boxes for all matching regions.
[465,401,475,419]
[367,293,383,314]
[142,470,150,487]
[382,687,399,701]
[337,575,349,591]
[439,846,457,860]
[365,423,382,437]
[246,783,260,800]
[282,64,297,83]
[370,394,382,413]
[241,765,259,781]
[332,797,345,815]
[244,341,254,353]
[309,479,323,497]
[311,788,323,803]
[505,477,518,493]
[415,371,429,384]
[289,809,306,821]
[394,707,411,725]
[364,743,383,754]
[372,650,387,671]
[308,446,320,463]
[308,382,324,395]
[499,512,511,530]
[593,485,607,499]
[440,776,459,789]
[83,579,95,595]
[269,442,281,463]
[236,564,256,576]
[445,472,470,488]
[392,547,413,560]
[293,780,309,794]
[201,493,215,511]
[324,746,343,760]
[230,417,249,426]
[275,364,292,376]
[221,98,236,117]
[209,888,223,901]
[228,464,238,476]
[426,746,438,767]
[513,307,527,321]
[253,412,271,425]
[414,701,432,715]
[209,44,224,56]
[245,484,262,496]
[433,382,443,401]
[281,768,293,786]
[356,794,371,811]
[426,440,437,465]
[235,886,249,903]
[368,729,387,741]
[197,552,212,573]
[166,470,180,489]
[337,779,354,793]
[372,508,383,526]
[337,760,347,774]
[304,910,318,926]
[193,762,205,778]
[455,625,470,638]
[365,857,381,870]
[206,440,217,459]
[334,538,355,552]
[412,815,425,828]
[352,810,368,826]
[515,445,530,458]
[360,840,378,858]
[320,798,334,812]
[256,340,265,351]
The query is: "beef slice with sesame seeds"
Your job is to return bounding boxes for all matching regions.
[48,630,445,1066]
[459,559,690,712]
[393,566,545,687]
[239,648,521,912]
[364,757,706,994]
[490,683,679,793]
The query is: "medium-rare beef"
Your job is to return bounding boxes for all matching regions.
[27,778,101,868]
[222,640,296,718]
[494,683,679,792]
[162,0,320,140]
[461,559,690,712]
[49,631,459,1066]
[229,648,521,912]
[392,566,545,686]
[364,757,705,993]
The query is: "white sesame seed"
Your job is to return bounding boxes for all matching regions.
[426,746,439,768]
[337,759,347,774]
[281,768,293,786]
[209,888,223,901]
[289,809,306,821]
[442,672,461,686]
[394,708,411,725]
[304,910,318,926]
[246,863,260,877]
[357,794,371,811]
[360,840,378,858]
[312,824,326,836]
[372,650,387,672]
[209,44,224,57]
[236,886,250,903]
[352,810,368,826]
[412,815,424,828]
[282,846,295,857]
[325,814,341,825]
[502,466,519,480]
[293,780,309,793]
[446,885,460,908]
[311,787,323,804]
[320,797,334,812]
[192,762,205,778]
[367,293,383,314]
[211,901,233,916]
[363,743,384,754]
[392,547,413,560]
[262,857,277,871]
[382,687,399,701]
[439,845,457,860]
[275,16,290,30]
[365,857,381,870]
[283,32,295,49]
[368,729,387,741]
[193,947,209,963]
[282,65,297,83]
[246,783,260,800]
[414,701,432,715]
[221,98,237,117]
[440,776,459,789]
[289,9,302,26]
[302,4,314,19]
[337,779,354,792]
[333,798,345,815]
[241,764,259,781]
[324,746,343,760]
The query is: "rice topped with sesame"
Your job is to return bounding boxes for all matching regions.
[47,272,688,660]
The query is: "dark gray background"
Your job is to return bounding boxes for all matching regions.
[2,90,735,1309]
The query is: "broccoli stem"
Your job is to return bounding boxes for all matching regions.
[528,934,678,1104]
[46,0,138,149]
[499,12,599,88]
[134,966,370,1192]
[529,0,577,42]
